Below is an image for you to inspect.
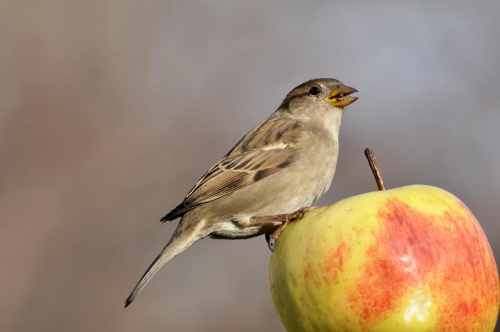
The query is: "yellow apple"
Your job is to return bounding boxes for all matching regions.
[269,185,499,331]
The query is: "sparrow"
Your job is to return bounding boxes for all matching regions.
[124,78,358,307]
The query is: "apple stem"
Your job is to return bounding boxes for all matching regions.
[364,148,386,191]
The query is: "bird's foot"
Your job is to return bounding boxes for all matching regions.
[265,206,318,251]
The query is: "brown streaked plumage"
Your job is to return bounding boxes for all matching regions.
[125,78,358,307]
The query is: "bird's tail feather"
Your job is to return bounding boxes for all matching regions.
[124,221,205,307]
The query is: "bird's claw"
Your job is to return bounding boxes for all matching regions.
[265,206,317,251]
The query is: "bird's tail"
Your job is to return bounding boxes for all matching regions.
[124,220,206,308]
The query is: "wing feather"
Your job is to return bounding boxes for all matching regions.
[161,118,300,221]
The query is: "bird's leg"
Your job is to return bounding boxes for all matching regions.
[265,206,318,251]
[245,214,289,224]
[243,206,318,226]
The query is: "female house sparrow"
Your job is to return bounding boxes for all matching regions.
[125,78,357,307]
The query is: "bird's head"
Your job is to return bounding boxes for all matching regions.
[277,78,358,127]
[280,78,358,112]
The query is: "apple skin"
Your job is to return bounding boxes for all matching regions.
[269,185,499,332]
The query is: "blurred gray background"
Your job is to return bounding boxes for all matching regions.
[1,1,499,331]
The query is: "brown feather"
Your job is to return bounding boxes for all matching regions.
[161,118,300,222]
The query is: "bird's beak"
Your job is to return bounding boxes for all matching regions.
[325,85,358,107]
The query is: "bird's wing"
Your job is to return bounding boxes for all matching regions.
[161,118,301,221]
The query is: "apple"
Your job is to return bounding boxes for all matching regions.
[269,185,499,331]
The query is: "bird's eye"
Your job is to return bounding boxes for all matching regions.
[309,86,321,96]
